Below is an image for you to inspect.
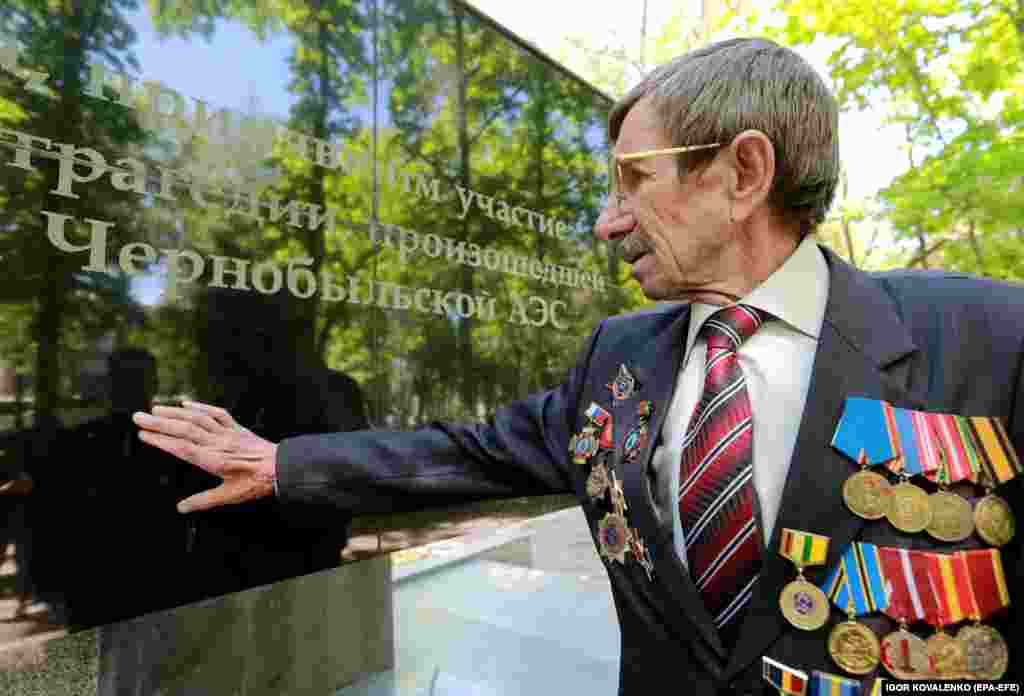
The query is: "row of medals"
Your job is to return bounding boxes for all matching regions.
[777,468,1015,681]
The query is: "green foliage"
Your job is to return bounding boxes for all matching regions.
[758,0,1024,279]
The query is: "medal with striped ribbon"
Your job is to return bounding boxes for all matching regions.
[876,547,933,679]
[778,529,831,631]
[966,416,1019,547]
[923,551,971,678]
[956,549,1011,680]
[820,543,886,675]
[833,398,898,520]
[762,657,808,695]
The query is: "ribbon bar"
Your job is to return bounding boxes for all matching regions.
[763,656,808,695]
[808,670,861,696]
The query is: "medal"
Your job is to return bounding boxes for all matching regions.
[841,469,891,520]
[778,529,831,631]
[958,624,1009,680]
[877,546,935,680]
[571,427,600,465]
[622,421,648,464]
[584,402,611,426]
[967,415,1020,547]
[597,512,629,564]
[832,399,899,520]
[586,460,610,500]
[607,364,638,402]
[925,631,968,678]
[827,619,880,676]
[922,551,973,678]
[886,480,932,533]
[975,492,1016,547]
[926,489,975,542]
[762,657,808,696]
[880,627,930,680]
[957,548,1011,679]
[820,542,887,675]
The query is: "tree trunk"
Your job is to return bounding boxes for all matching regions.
[966,220,985,270]
[452,0,477,413]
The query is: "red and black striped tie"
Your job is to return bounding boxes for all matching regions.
[678,304,766,649]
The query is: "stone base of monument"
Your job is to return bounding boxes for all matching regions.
[0,555,393,696]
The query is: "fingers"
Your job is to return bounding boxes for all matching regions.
[594,205,636,242]
[134,408,220,447]
[181,401,243,431]
[137,430,207,470]
[177,485,233,514]
[177,477,275,513]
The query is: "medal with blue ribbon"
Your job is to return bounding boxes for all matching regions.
[820,542,887,676]
[833,398,897,521]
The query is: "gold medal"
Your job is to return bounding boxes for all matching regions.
[779,578,830,631]
[828,620,881,675]
[974,494,1016,547]
[926,631,969,678]
[886,481,932,533]
[958,624,1009,680]
[880,627,931,680]
[842,469,891,520]
[926,490,975,542]
[777,528,831,631]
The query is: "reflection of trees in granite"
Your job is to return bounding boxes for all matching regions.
[375,0,634,425]
[0,0,149,432]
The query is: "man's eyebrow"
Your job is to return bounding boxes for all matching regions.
[617,158,655,174]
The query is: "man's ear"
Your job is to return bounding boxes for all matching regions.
[728,130,775,224]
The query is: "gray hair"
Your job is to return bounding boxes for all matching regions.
[609,38,840,235]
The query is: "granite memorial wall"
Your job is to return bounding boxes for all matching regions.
[0,0,639,690]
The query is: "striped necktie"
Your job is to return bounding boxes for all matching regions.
[678,304,766,649]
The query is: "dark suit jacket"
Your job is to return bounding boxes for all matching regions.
[277,247,1024,696]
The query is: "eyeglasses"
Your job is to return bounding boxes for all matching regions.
[611,143,721,206]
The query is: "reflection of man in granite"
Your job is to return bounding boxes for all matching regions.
[135,38,1024,695]
[38,348,190,629]
[186,286,369,598]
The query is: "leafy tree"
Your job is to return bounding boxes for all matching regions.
[744,0,1024,279]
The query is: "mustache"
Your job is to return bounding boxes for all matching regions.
[617,230,652,261]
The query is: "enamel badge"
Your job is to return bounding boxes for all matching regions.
[598,513,629,564]
[571,427,600,465]
[607,364,638,402]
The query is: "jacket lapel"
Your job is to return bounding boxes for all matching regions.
[616,306,730,668]
[723,247,922,680]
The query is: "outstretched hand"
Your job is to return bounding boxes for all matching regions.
[133,401,277,513]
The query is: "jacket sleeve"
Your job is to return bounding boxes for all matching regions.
[274,321,605,515]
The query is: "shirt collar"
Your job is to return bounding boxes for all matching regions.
[685,237,829,355]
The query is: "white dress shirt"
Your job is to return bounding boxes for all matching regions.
[648,238,829,566]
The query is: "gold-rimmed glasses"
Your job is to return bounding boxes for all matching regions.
[611,143,722,206]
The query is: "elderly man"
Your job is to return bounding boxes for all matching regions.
[135,38,1023,695]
